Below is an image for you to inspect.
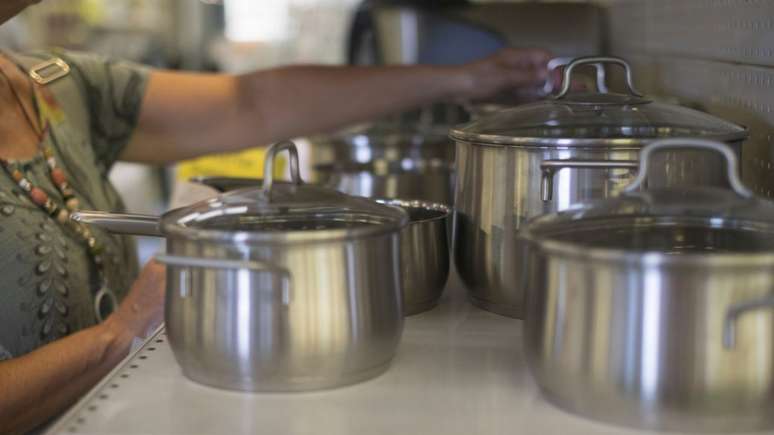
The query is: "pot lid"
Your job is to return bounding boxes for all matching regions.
[450,57,748,147]
[521,139,774,259]
[163,141,408,243]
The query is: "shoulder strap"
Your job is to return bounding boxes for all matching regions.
[6,52,86,126]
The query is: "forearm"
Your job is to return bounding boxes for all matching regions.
[0,317,133,434]
[123,64,466,164]
[123,48,549,164]
[238,64,465,145]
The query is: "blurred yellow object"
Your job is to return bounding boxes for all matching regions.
[176,148,284,182]
[76,0,103,25]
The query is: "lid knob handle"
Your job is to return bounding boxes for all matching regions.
[622,138,752,198]
[262,140,303,196]
[554,56,643,100]
[544,57,608,96]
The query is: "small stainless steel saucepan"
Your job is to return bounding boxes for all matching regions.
[73,141,409,392]
[187,178,451,316]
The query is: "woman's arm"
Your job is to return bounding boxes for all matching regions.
[121,48,550,164]
[0,262,165,435]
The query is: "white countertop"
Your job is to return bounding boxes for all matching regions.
[45,273,770,435]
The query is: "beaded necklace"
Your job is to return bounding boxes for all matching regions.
[0,54,117,322]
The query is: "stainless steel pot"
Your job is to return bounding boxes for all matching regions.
[74,142,409,392]
[188,178,452,316]
[307,122,454,182]
[376,199,450,315]
[449,56,749,318]
[316,158,454,205]
[519,139,774,432]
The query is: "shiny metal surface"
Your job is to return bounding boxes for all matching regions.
[377,199,450,315]
[540,159,639,201]
[554,56,644,100]
[449,56,748,148]
[163,232,404,392]
[453,139,741,318]
[522,245,774,432]
[306,124,455,182]
[78,142,409,245]
[76,141,407,392]
[317,159,454,205]
[623,139,753,197]
[71,211,162,236]
[520,140,774,432]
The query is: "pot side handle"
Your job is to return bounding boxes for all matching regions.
[155,254,293,305]
[540,159,639,202]
[622,139,752,198]
[723,294,774,349]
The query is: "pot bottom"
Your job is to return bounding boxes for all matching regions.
[468,295,522,319]
[405,298,441,316]
[180,360,393,393]
[538,388,774,433]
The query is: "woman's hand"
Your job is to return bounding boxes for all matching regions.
[104,260,166,341]
[0,260,166,434]
[453,48,552,102]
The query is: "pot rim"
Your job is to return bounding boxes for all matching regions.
[160,216,406,245]
[519,230,774,267]
[374,198,451,224]
[449,130,749,148]
[159,196,408,245]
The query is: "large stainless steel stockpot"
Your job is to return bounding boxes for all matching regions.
[519,139,774,432]
[74,142,409,392]
[449,56,749,318]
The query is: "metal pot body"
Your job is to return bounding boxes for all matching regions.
[163,232,404,392]
[453,140,742,318]
[377,199,450,315]
[317,162,454,206]
[307,130,455,183]
[523,250,774,432]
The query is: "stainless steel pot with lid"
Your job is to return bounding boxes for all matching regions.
[74,141,409,392]
[450,56,749,318]
[185,176,452,316]
[519,139,774,432]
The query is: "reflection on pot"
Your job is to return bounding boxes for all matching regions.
[316,158,455,206]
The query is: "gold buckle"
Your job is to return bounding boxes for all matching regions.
[29,57,70,85]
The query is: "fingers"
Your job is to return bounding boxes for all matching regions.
[110,260,166,338]
[494,47,552,70]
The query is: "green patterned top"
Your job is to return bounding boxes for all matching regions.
[0,51,149,360]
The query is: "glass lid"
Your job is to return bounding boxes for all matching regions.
[162,141,408,243]
[521,139,774,258]
[450,57,748,147]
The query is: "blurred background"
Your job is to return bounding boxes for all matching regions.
[3,0,773,263]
